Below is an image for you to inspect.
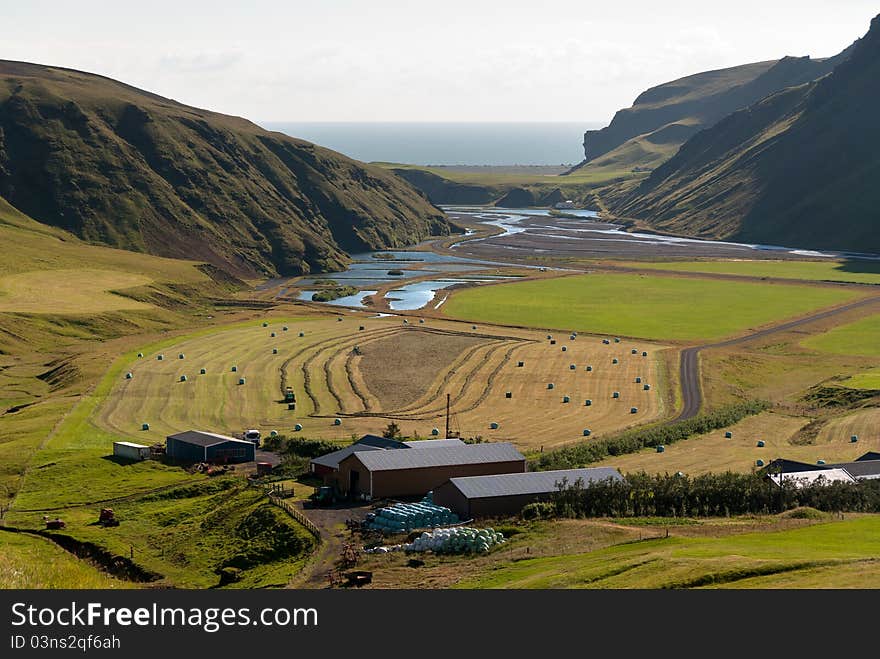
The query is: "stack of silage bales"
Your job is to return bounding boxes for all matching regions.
[404,527,505,555]
[364,498,459,533]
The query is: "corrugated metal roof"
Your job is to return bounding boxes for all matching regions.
[356,435,407,449]
[166,430,250,447]
[311,443,386,470]
[447,467,623,499]
[114,441,149,449]
[769,468,855,488]
[349,442,525,472]
[829,460,880,479]
[403,439,466,449]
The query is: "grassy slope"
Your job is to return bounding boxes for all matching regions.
[441,273,859,341]
[0,60,447,278]
[458,515,880,588]
[802,313,880,356]
[0,531,131,588]
[616,259,880,285]
[841,368,880,389]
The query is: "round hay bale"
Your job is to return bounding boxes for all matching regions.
[178,353,185,359]
[299,332,305,337]
[238,377,246,385]
[724,431,732,439]
[262,322,268,327]
[656,445,665,453]
[359,325,365,331]
[562,395,570,403]
[272,348,278,354]
[337,317,343,322]
[756,440,765,447]
[612,391,620,399]
[270,332,276,337]
[294,424,303,432]
[561,346,567,352]
[642,351,648,357]
[419,319,425,324]
[472,325,477,330]
[756,459,764,467]
[334,418,342,426]
[602,339,610,345]
[137,353,143,358]
[231,366,237,372]
[630,407,638,414]
[505,391,512,399]
[157,354,164,361]
[288,403,296,410]
[550,339,556,345]
[583,429,591,437]
[851,435,859,443]
[631,349,638,354]
[612,358,618,364]
[403,319,409,325]
[141,423,150,431]
[570,334,576,340]
[489,422,499,430]
[817,459,826,465]
[585,399,592,406]
[586,365,593,372]
[270,430,278,437]
[431,428,440,436]
[569,364,576,370]
[635,376,642,383]
[614,337,620,343]
[517,361,524,367]
[125,372,133,379]
[546,334,552,340]
[180,375,187,382]
[547,383,554,390]
[200,368,207,374]
[283,326,289,331]
[644,384,651,391]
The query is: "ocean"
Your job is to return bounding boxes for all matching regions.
[259,122,600,166]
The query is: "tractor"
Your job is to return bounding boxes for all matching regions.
[284,387,296,403]
[312,485,341,506]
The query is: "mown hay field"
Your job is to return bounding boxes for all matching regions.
[440,273,862,341]
[94,314,667,451]
[618,259,880,285]
[0,269,154,313]
[591,410,879,475]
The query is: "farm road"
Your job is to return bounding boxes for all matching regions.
[675,295,880,422]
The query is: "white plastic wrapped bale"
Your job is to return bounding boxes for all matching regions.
[403,527,505,555]
[364,496,460,533]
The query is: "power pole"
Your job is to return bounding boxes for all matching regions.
[445,393,451,439]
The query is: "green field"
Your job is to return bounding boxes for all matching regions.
[840,368,880,390]
[442,273,860,341]
[0,531,130,589]
[377,162,642,187]
[620,259,880,285]
[802,313,880,356]
[458,516,880,588]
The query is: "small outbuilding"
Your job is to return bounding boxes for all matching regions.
[433,467,624,519]
[113,441,151,461]
[309,435,465,477]
[165,430,255,464]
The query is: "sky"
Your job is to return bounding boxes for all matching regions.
[3,0,877,123]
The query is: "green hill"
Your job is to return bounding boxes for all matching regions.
[574,47,851,174]
[613,14,880,255]
[0,61,448,278]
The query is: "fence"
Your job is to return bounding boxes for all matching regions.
[268,494,322,541]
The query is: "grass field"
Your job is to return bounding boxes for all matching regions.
[802,313,880,356]
[377,162,642,187]
[0,531,130,589]
[591,410,880,475]
[0,269,154,313]
[617,259,880,285]
[441,273,860,341]
[840,368,880,390]
[91,314,666,451]
[456,515,880,588]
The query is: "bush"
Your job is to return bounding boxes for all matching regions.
[521,502,555,520]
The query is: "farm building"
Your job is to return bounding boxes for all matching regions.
[165,430,255,464]
[766,453,880,484]
[309,435,465,476]
[113,441,151,461]
[334,442,526,499]
[433,467,624,519]
[768,468,855,488]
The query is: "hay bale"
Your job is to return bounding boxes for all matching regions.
[817,459,826,465]
[472,325,477,330]
[851,435,859,443]
[272,348,278,354]
[614,338,620,343]
[612,391,620,399]
[489,422,499,430]
[270,430,278,437]
[562,395,570,403]
[546,334,552,340]
[299,332,305,337]
[550,339,557,345]
[288,403,296,410]
[262,322,268,327]
[200,368,207,374]
[630,407,638,414]
[635,376,642,383]
[403,319,409,325]
[586,365,593,372]
[561,346,567,352]
[178,353,185,359]
[602,339,610,345]
[231,366,237,372]
[724,431,732,439]
[419,319,425,324]
[142,423,150,431]
[238,377,246,385]
[283,326,289,331]
[642,351,648,357]
[157,354,164,361]
[612,358,618,364]
[631,349,638,354]
[270,332,276,337]
[337,317,343,322]
[359,325,365,331]
[585,399,592,406]
[517,361,524,367]
[334,418,342,426]
[569,364,576,370]
[505,391,512,399]
[643,384,651,391]
[547,383,554,390]
[656,445,665,453]
[431,428,440,436]
[570,334,576,340]
[583,429,591,437]
[180,375,187,382]
[756,459,764,467]
[756,440,765,447]
[125,372,133,379]
[137,353,143,358]
[294,423,303,432]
